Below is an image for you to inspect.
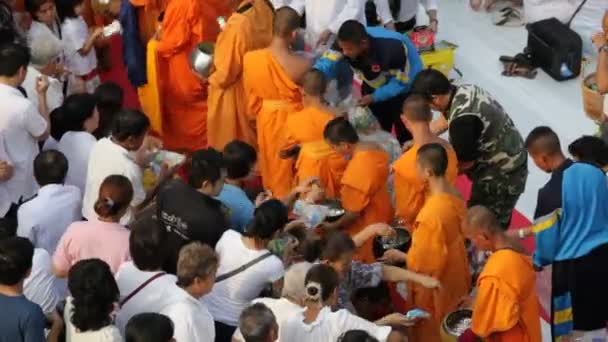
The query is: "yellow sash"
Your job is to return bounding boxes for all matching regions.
[138,39,163,134]
[299,140,334,160]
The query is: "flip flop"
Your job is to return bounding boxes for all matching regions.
[492,6,524,27]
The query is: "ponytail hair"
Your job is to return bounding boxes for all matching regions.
[304,264,339,303]
[94,175,134,218]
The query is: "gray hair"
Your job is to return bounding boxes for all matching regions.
[281,262,312,300]
[28,28,62,68]
[239,303,277,342]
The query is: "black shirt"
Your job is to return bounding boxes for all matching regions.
[534,159,574,219]
[449,115,484,162]
[157,179,228,274]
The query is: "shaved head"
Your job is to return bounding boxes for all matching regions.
[302,69,327,97]
[402,94,432,122]
[273,6,300,38]
[417,143,448,177]
[525,126,561,155]
[466,205,502,235]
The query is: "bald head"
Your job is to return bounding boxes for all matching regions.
[402,94,432,122]
[466,205,502,235]
[417,143,448,177]
[273,6,300,38]
[302,70,327,97]
[525,126,561,156]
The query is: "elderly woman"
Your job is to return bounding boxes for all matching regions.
[23,27,64,115]
[346,106,402,203]
[232,262,313,341]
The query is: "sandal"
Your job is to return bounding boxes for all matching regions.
[502,62,537,79]
[492,6,524,27]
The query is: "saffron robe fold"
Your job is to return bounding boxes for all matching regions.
[340,148,393,263]
[285,106,347,198]
[407,193,471,342]
[392,143,458,228]
[155,0,208,151]
[242,49,302,197]
[207,0,274,150]
[472,249,541,342]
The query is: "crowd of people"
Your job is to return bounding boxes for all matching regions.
[1,0,608,341]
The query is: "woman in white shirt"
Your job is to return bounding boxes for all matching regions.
[57,93,98,193]
[280,264,409,342]
[24,21,64,115]
[56,0,103,94]
[64,258,122,342]
[203,199,287,342]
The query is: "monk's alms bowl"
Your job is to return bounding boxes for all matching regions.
[189,42,215,79]
[372,226,411,260]
[321,199,344,222]
[441,309,473,341]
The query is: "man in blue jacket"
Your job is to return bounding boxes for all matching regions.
[314,20,423,143]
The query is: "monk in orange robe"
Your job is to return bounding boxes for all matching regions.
[242,7,310,198]
[463,206,541,342]
[393,94,458,228]
[207,0,274,150]
[402,143,470,342]
[155,0,211,151]
[321,117,393,263]
[282,70,347,198]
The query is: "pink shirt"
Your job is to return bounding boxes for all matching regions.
[53,219,131,274]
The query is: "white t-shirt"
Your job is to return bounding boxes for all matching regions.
[22,66,63,114]
[394,0,438,22]
[203,230,284,326]
[114,262,178,334]
[0,83,47,205]
[43,137,59,151]
[64,297,122,342]
[160,284,215,342]
[17,184,82,254]
[82,138,146,225]
[280,307,392,342]
[58,131,97,193]
[61,16,97,76]
[23,248,62,314]
[0,134,11,217]
[232,297,302,341]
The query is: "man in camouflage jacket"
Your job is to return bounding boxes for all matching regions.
[411,69,527,228]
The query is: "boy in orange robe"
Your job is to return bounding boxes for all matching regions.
[242,7,310,198]
[393,94,458,228]
[282,70,347,198]
[154,0,213,151]
[462,205,541,342]
[401,143,470,342]
[207,0,274,150]
[321,117,394,263]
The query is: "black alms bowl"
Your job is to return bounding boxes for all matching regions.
[372,227,411,260]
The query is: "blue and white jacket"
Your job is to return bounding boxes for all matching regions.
[314,26,423,103]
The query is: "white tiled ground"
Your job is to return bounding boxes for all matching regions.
[426,1,601,340]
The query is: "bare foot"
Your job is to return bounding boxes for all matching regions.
[470,0,483,11]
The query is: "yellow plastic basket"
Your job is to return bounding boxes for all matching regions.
[420,41,458,77]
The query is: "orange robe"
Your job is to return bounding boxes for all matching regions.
[341,149,394,263]
[472,249,541,342]
[392,143,458,228]
[155,0,209,151]
[242,49,302,198]
[285,106,347,198]
[207,0,274,150]
[407,193,471,342]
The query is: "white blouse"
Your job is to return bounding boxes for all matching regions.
[61,16,97,76]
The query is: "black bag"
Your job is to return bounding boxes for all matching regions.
[525,0,588,81]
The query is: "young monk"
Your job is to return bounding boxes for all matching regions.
[242,6,310,198]
[388,143,470,342]
[393,94,458,227]
[320,117,393,263]
[461,205,541,342]
[282,70,347,198]
[207,0,274,150]
[154,0,212,151]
